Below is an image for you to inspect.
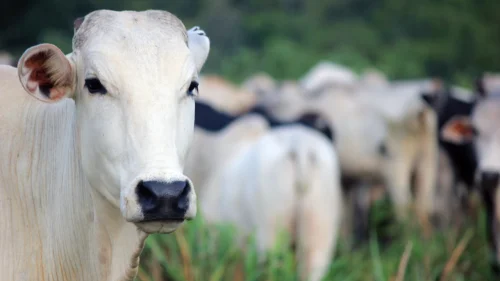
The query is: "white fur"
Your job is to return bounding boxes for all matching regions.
[188,26,210,73]
[186,121,342,281]
[0,9,209,281]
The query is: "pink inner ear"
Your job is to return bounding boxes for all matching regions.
[50,88,66,101]
[25,51,54,91]
[26,80,38,93]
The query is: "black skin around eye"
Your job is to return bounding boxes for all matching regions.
[188,81,199,95]
[85,78,107,94]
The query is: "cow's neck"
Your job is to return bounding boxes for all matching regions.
[89,188,148,281]
[13,98,147,281]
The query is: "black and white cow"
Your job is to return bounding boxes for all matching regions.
[422,82,478,190]
[434,74,500,273]
[419,80,479,230]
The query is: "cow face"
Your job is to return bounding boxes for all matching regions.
[440,73,500,272]
[16,10,210,234]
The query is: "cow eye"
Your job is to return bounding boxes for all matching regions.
[85,78,107,94]
[187,81,199,97]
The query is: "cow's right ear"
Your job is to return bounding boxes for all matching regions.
[440,115,477,144]
[18,43,75,103]
[187,26,210,73]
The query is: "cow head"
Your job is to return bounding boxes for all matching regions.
[440,73,500,272]
[16,10,210,234]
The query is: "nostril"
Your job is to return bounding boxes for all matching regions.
[137,181,159,212]
[176,181,190,213]
[136,179,191,221]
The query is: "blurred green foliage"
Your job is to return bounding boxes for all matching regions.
[2,0,499,85]
[137,203,495,281]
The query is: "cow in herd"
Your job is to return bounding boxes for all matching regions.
[1,7,500,281]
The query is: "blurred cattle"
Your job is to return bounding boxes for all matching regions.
[197,75,257,114]
[369,79,439,226]
[420,81,478,228]
[244,67,439,238]
[195,100,334,142]
[242,72,278,105]
[299,61,358,96]
[439,73,500,273]
[186,111,342,281]
[359,68,390,89]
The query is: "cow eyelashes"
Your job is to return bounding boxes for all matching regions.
[187,81,199,97]
[84,78,197,96]
[85,78,107,95]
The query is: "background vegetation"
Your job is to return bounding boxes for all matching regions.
[137,197,495,281]
[2,0,500,84]
[2,0,500,280]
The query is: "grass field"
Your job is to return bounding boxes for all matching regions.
[136,197,495,281]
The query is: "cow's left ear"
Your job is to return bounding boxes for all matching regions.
[187,26,210,73]
[440,115,477,144]
[17,43,75,103]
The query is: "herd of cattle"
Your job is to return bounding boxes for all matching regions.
[188,65,500,280]
[0,8,499,281]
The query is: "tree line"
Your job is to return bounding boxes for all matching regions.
[2,0,499,86]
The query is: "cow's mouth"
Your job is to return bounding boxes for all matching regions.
[136,214,190,226]
[139,216,187,223]
[135,219,186,234]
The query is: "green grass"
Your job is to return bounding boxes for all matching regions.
[136,204,495,281]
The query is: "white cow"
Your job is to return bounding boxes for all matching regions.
[0,10,209,281]
[359,80,439,226]
[186,119,342,281]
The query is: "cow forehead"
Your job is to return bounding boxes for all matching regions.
[73,10,188,51]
